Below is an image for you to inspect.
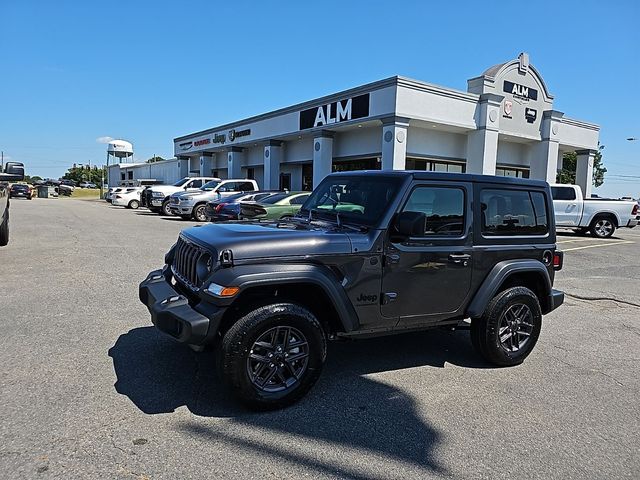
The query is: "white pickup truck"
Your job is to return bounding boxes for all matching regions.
[551,184,639,238]
[144,177,218,215]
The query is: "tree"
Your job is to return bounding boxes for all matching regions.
[146,156,165,163]
[62,164,106,186]
[556,144,607,187]
[24,175,42,184]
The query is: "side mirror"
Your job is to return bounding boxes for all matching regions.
[1,162,25,181]
[393,211,426,237]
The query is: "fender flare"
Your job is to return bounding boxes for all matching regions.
[208,263,360,332]
[466,260,552,318]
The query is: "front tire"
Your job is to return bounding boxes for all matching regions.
[220,303,326,410]
[471,287,542,366]
[590,216,616,238]
[161,199,172,216]
[193,204,207,222]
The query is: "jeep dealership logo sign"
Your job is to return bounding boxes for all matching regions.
[299,93,370,130]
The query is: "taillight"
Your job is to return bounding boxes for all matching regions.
[632,204,639,216]
[553,251,564,271]
[215,203,227,213]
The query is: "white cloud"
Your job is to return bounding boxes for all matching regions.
[96,136,114,144]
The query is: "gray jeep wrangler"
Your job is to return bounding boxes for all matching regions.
[140,171,564,409]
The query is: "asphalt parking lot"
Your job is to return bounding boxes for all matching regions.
[1,198,638,479]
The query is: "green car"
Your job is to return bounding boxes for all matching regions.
[239,192,311,220]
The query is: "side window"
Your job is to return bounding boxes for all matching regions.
[551,186,576,201]
[239,182,256,191]
[402,187,465,236]
[290,194,310,205]
[190,180,203,189]
[481,189,548,236]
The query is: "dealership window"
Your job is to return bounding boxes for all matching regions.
[246,168,255,180]
[406,158,465,173]
[495,166,530,178]
[121,173,125,181]
[402,187,465,236]
[302,164,313,191]
[480,189,548,236]
[280,173,291,191]
[332,157,380,172]
[128,171,133,180]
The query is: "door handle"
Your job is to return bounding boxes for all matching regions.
[448,253,471,266]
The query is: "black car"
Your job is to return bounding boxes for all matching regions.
[1,162,25,246]
[140,171,564,409]
[204,191,280,222]
[9,183,32,200]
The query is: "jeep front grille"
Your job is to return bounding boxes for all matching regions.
[171,236,203,289]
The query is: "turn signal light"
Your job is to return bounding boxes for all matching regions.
[206,283,239,297]
[553,251,564,271]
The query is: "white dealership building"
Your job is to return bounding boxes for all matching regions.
[109,53,600,196]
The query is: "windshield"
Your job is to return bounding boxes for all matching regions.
[172,178,189,187]
[300,175,404,226]
[200,180,221,191]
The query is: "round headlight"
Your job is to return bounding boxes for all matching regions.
[196,252,213,282]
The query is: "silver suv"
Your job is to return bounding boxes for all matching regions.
[169,179,259,221]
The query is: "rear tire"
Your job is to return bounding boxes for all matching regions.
[220,303,326,410]
[590,215,616,238]
[471,287,542,366]
[128,199,140,209]
[0,210,9,246]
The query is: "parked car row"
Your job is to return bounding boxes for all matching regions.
[107,176,312,223]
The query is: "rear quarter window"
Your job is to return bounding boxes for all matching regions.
[551,186,576,200]
[481,189,548,236]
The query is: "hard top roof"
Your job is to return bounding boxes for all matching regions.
[327,170,550,188]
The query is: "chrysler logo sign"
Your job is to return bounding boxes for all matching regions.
[299,93,370,130]
[178,141,193,151]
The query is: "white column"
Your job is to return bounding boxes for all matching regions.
[312,133,333,188]
[575,149,596,198]
[381,117,409,170]
[263,141,282,190]
[199,153,213,177]
[177,156,189,177]
[227,148,243,179]
[530,110,563,184]
[465,93,502,175]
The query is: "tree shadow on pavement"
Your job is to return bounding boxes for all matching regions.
[109,326,490,477]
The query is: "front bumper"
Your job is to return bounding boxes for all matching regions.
[149,198,164,207]
[169,204,194,215]
[139,269,226,345]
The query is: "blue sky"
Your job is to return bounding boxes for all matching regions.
[1,0,638,196]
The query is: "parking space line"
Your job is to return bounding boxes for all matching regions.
[557,238,611,244]
[562,240,634,252]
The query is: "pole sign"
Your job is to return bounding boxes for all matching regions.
[299,93,370,130]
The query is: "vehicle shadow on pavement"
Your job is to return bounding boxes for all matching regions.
[109,327,488,477]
